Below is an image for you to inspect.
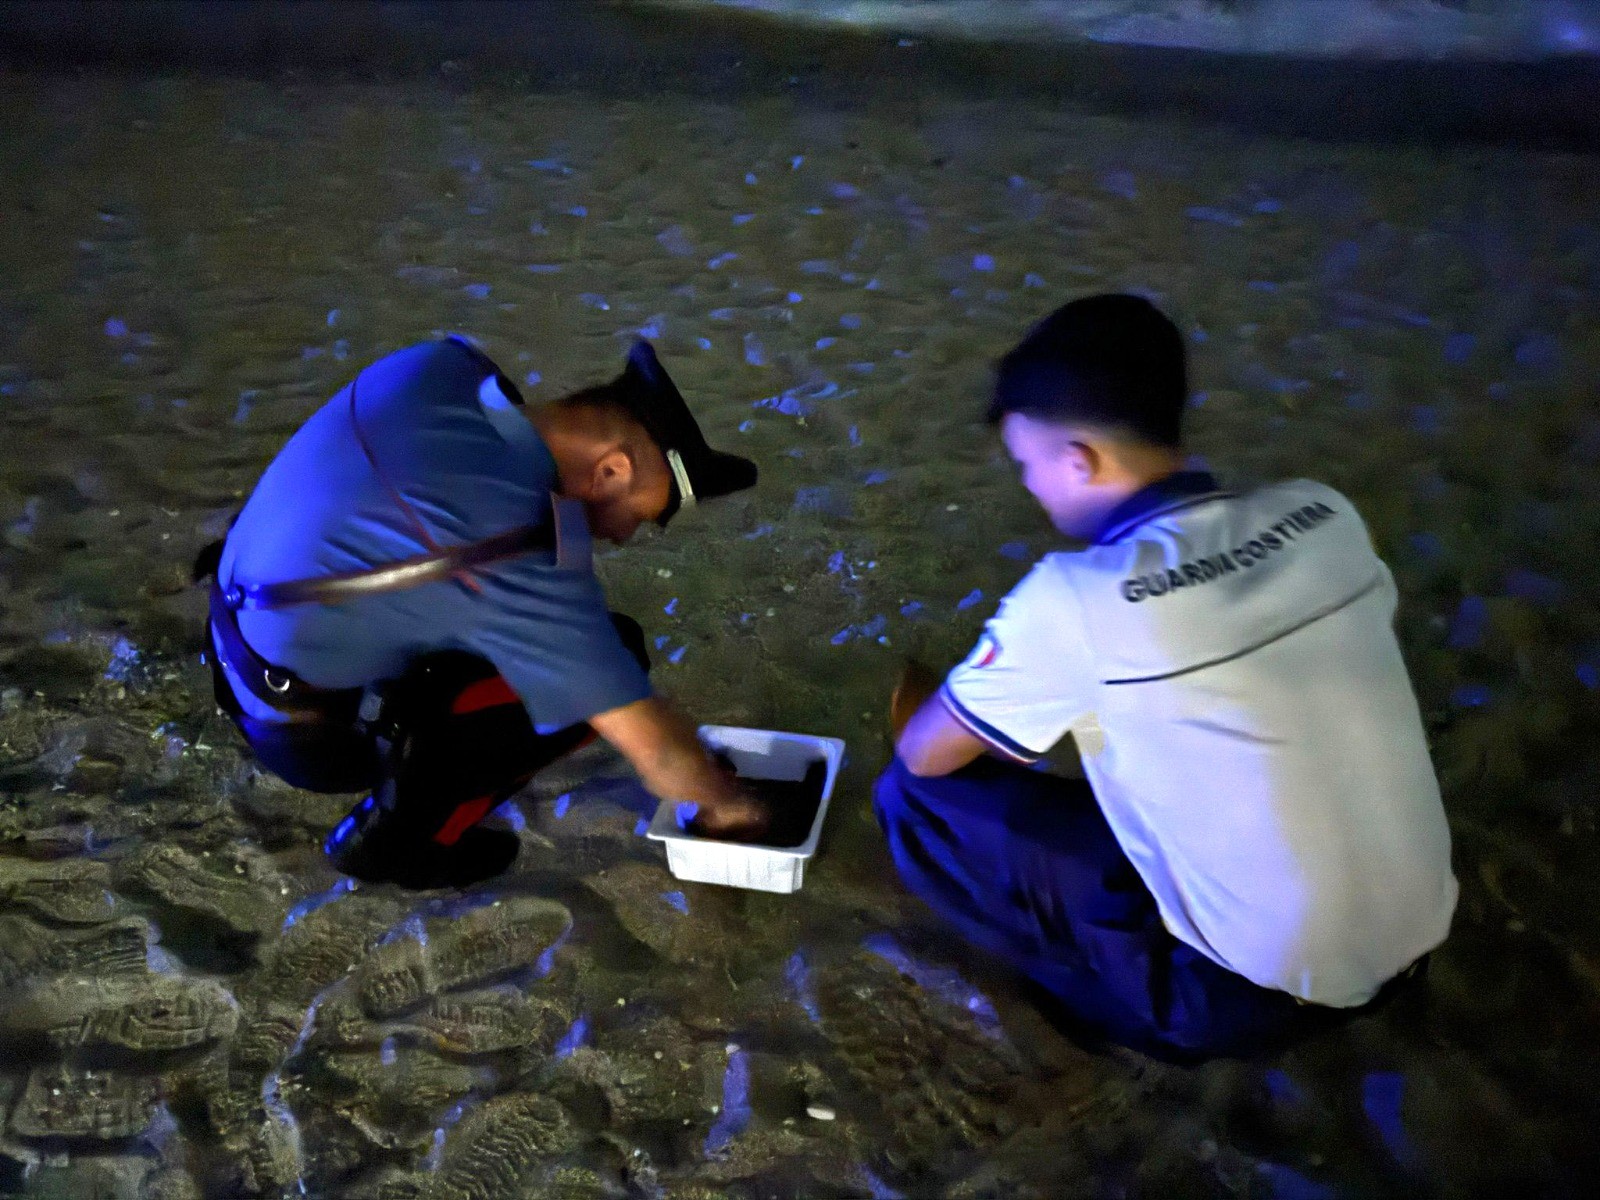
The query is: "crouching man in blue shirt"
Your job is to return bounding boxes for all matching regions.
[199,336,767,889]
[879,295,1458,1059]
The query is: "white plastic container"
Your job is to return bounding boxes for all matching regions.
[646,725,846,894]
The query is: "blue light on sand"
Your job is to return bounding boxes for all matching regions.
[704,1050,752,1156]
[1362,1071,1419,1168]
[661,891,690,915]
[656,225,694,256]
[493,801,527,833]
[1447,595,1488,649]
[535,925,571,977]
[553,793,572,819]
[1100,170,1137,201]
[832,614,888,646]
[1258,1164,1337,1200]
[555,1014,589,1059]
[1504,570,1562,607]
[857,1167,906,1200]
[1514,333,1560,374]
[1187,206,1245,228]
[957,589,985,612]
[1444,332,1475,364]
[863,933,1001,1036]
[1409,405,1442,436]
[282,877,356,931]
[1264,1068,1308,1109]
[103,636,142,683]
[785,951,821,1023]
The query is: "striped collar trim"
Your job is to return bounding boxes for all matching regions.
[1095,471,1232,545]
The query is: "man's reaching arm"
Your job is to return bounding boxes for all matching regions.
[891,660,988,778]
[589,696,769,838]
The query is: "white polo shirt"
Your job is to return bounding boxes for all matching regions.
[941,473,1458,1007]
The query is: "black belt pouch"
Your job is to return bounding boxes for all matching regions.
[206,585,380,794]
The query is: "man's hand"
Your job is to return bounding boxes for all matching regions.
[589,696,770,841]
[688,792,771,841]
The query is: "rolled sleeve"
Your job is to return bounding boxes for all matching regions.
[469,565,652,735]
[942,558,1096,760]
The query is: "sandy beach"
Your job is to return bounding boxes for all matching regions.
[1,9,1598,1196]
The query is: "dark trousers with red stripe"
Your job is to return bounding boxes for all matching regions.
[352,613,652,852]
[216,614,649,870]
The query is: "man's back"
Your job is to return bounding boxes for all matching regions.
[943,477,1458,1007]
[1064,479,1457,1005]
[217,338,650,734]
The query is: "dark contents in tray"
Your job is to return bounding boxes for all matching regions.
[698,754,829,849]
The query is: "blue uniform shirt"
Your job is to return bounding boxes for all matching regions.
[217,338,652,733]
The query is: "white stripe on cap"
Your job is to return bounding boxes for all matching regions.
[665,448,697,507]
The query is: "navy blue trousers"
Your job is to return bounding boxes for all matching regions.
[873,756,1319,1060]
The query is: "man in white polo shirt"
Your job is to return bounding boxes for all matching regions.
[878,294,1457,1058]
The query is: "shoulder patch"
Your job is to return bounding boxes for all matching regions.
[968,632,1001,669]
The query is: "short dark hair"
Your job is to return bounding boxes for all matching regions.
[987,293,1187,448]
[558,378,628,412]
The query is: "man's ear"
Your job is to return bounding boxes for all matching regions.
[591,447,636,500]
[1064,438,1102,483]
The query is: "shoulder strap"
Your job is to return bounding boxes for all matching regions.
[221,522,555,612]
[220,341,553,613]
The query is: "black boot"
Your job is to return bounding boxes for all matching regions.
[323,787,520,890]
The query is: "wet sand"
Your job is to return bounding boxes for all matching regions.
[1,15,1600,1199]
